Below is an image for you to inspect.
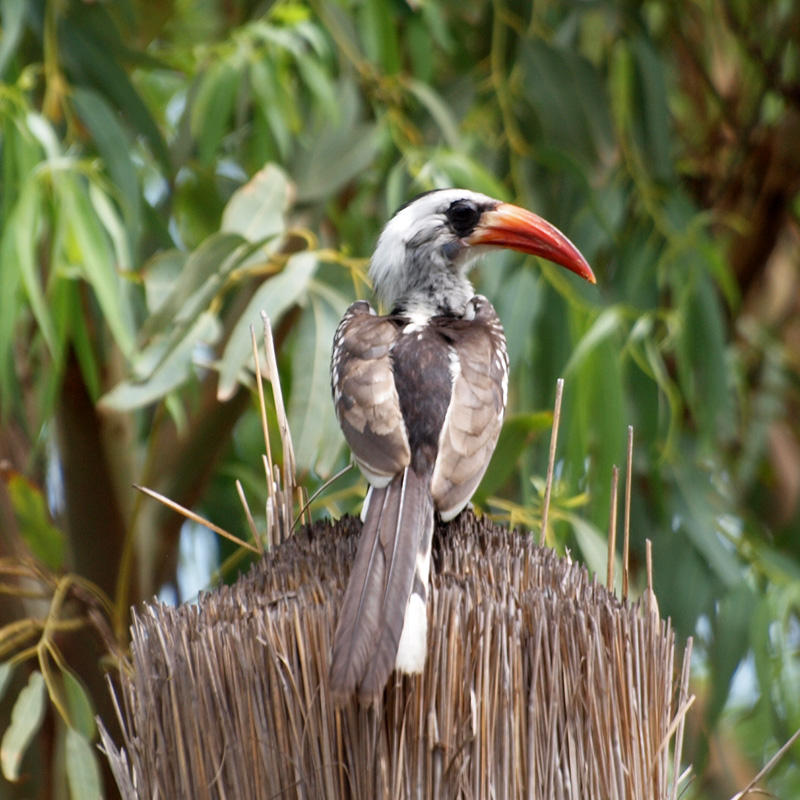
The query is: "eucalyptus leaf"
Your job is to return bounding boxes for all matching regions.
[141,232,246,340]
[4,472,65,570]
[0,662,12,702]
[250,59,292,160]
[630,37,673,181]
[288,291,343,474]
[65,728,103,800]
[563,307,623,376]
[295,54,338,122]
[100,312,221,411]
[71,86,140,244]
[294,109,382,203]
[10,180,58,356]
[474,412,553,503]
[191,60,239,165]
[405,79,460,148]
[0,193,23,406]
[1,670,46,781]
[221,163,291,242]
[142,251,188,315]
[60,15,171,171]
[674,467,742,588]
[57,177,136,358]
[708,584,756,726]
[519,39,611,164]
[563,512,609,584]
[62,669,96,742]
[360,0,401,73]
[0,0,26,77]
[218,251,318,401]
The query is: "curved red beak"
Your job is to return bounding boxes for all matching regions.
[467,202,596,284]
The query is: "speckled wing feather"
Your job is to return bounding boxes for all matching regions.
[430,296,508,519]
[330,301,410,484]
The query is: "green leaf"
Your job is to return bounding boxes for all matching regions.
[519,39,612,164]
[141,232,246,340]
[0,662,12,702]
[293,82,382,202]
[567,332,626,528]
[65,728,103,800]
[288,289,344,474]
[674,467,742,588]
[360,0,401,73]
[493,266,543,369]
[677,269,734,444]
[133,236,266,392]
[0,0,26,78]
[218,251,318,401]
[4,472,65,569]
[563,512,609,584]
[609,39,634,144]
[10,180,58,356]
[71,86,140,245]
[563,307,623,376]
[250,59,293,161]
[295,52,338,123]
[708,584,756,727]
[0,206,22,411]
[405,79,460,149]
[1,670,46,781]
[57,177,135,359]
[88,180,132,271]
[60,15,171,172]
[142,250,188,315]
[475,412,553,502]
[54,278,101,401]
[630,36,673,181]
[422,152,509,201]
[221,163,291,242]
[100,311,221,411]
[62,669,96,741]
[190,60,240,165]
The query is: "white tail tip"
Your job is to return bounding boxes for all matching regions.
[394,593,427,673]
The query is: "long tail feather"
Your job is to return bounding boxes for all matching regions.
[329,468,433,704]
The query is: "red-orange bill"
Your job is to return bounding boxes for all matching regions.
[468,202,596,284]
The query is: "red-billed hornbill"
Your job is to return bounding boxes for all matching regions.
[329,189,595,703]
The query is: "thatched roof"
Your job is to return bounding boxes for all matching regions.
[100,511,691,799]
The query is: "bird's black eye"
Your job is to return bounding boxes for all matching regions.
[445,200,481,237]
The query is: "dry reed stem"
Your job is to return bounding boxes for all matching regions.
[101,513,693,800]
[540,377,564,547]
[132,484,259,554]
[622,426,633,600]
[261,311,295,542]
[607,464,619,591]
[236,479,261,550]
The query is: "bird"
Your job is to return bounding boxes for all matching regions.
[329,188,596,703]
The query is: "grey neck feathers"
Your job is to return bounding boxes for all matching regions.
[371,243,479,319]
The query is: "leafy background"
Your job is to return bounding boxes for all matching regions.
[1,0,798,797]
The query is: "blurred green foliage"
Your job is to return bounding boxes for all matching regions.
[1,0,799,797]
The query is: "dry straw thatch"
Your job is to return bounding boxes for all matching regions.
[100,318,692,798]
[100,511,692,799]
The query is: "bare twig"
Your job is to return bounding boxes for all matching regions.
[729,726,800,800]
